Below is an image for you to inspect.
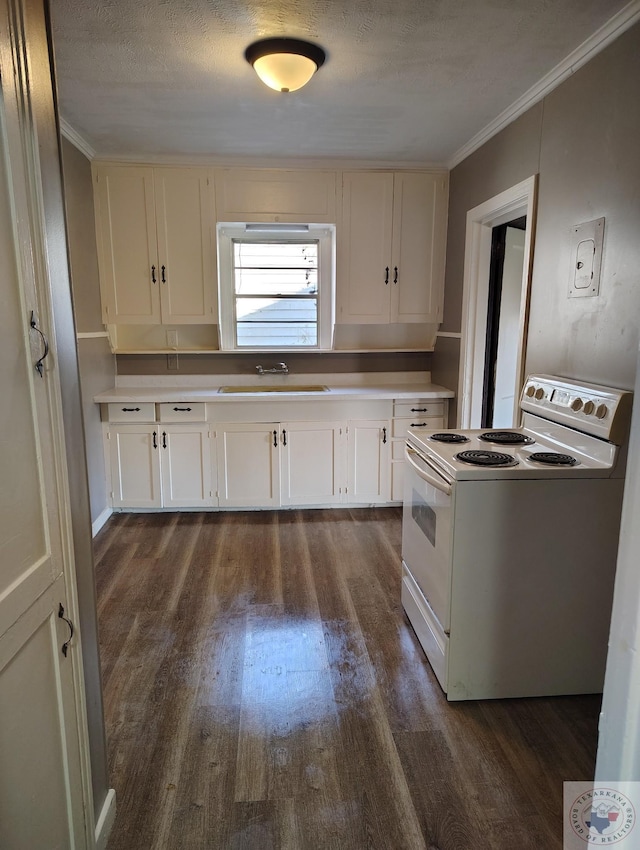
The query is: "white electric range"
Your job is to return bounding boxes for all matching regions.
[401,374,633,701]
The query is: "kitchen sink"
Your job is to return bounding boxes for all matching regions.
[218,385,329,394]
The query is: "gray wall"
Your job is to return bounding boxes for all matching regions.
[432,22,640,420]
[60,137,115,525]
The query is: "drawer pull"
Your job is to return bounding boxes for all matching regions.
[151,265,157,284]
[411,422,428,428]
[382,427,387,444]
[121,407,141,412]
[411,407,428,413]
[173,406,192,412]
[162,431,167,449]
[393,266,398,284]
[152,431,158,448]
[384,266,389,285]
[282,428,287,446]
[161,265,166,283]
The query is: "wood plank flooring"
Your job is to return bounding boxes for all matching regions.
[95,509,600,850]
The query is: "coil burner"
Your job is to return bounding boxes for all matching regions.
[479,431,535,446]
[529,452,578,466]
[455,450,518,467]
[429,433,470,444]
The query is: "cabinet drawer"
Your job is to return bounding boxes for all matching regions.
[107,402,156,422]
[158,402,206,422]
[393,400,444,418]
[392,416,444,439]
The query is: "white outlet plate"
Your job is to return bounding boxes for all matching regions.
[166,329,178,348]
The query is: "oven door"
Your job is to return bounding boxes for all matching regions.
[402,442,454,632]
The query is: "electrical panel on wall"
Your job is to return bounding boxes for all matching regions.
[568,217,604,298]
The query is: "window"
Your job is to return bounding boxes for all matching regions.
[217,224,335,350]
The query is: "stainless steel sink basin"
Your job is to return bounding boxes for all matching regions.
[218,385,329,394]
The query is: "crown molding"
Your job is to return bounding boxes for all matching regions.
[447,0,640,170]
[59,118,96,160]
[91,152,448,171]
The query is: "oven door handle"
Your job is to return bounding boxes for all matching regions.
[405,446,452,495]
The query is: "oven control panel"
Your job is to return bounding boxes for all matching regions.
[521,375,633,443]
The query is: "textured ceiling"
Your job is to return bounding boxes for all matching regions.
[51,0,631,163]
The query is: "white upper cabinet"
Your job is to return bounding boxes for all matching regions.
[94,165,216,325]
[215,168,337,223]
[337,171,448,324]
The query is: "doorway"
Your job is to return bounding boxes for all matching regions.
[481,217,527,428]
[458,176,537,428]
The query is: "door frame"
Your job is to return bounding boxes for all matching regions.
[457,175,537,428]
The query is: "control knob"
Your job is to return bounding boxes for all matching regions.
[534,387,545,400]
[583,401,595,415]
[596,404,608,420]
[525,385,536,398]
[571,398,583,412]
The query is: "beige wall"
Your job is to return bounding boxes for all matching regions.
[60,137,115,524]
[432,22,640,420]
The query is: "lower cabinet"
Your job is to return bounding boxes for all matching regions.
[108,424,162,508]
[216,421,345,508]
[216,423,280,508]
[280,421,344,506]
[104,398,448,510]
[346,420,390,503]
[108,422,215,508]
[160,424,215,508]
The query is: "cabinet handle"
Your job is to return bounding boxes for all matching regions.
[161,265,166,283]
[282,428,287,446]
[58,603,75,657]
[382,427,387,444]
[384,266,389,285]
[393,266,398,284]
[411,422,428,428]
[411,407,428,413]
[29,311,49,378]
[173,406,192,412]
[122,407,141,412]
[273,429,278,447]
[151,265,157,284]
[153,431,158,448]
[162,431,167,449]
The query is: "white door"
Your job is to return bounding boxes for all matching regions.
[108,424,162,508]
[337,172,393,323]
[94,165,160,323]
[160,424,215,508]
[0,91,90,848]
[390,172,447,323]
[280,421,344,506]
[154,168,216,324]
[347,420,390,503]
[216,423,280,508]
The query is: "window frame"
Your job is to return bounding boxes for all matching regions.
[217,223,335,351]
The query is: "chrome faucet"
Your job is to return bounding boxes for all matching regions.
[256,361,289,375]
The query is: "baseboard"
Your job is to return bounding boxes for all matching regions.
[92,506,113,537]
[95,788,116,850]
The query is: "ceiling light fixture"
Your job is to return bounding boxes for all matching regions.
[244,38,326,93]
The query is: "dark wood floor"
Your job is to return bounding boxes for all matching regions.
[95,508,600,850]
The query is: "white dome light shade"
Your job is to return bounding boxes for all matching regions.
[245,38,326,93]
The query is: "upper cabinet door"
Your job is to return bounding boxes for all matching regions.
[154,168,216,324]
[337,172,394,324]
[94,165,160,324]
[390,172,448,323]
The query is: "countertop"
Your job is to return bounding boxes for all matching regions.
[94,374,455,404]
